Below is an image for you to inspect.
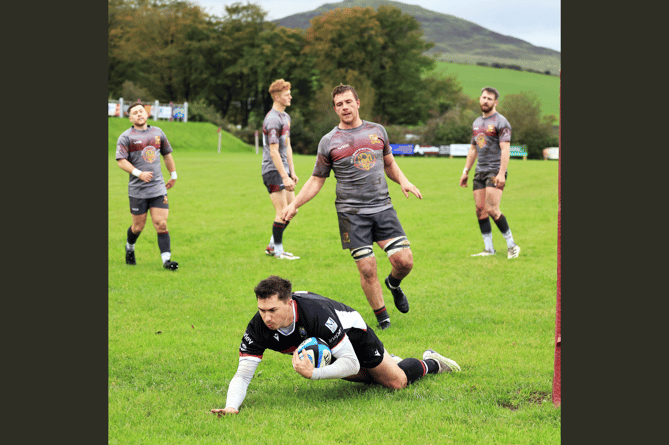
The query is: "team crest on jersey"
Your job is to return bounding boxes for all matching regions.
[476,134,487,149]
[299,326,307,338]
[487,124,495,133]
[155,135,161,145]
[143,148,157,163]
[325,317,338,333]
[352,148,376,171]
[369,134,380,144]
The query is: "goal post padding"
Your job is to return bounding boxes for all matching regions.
[552,70,561,406]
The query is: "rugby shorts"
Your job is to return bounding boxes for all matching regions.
[346,327,385,369]
[337,207,406,250]
[472,170,508,191]
[262,170,291,194]
[129,195,169,215]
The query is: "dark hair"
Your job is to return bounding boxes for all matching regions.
[254,275,292,302]
[127,101,146,115]
[331,84,359,106]
[481,86,500,100]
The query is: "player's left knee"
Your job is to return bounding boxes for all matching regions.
[383,236,410,259]
[155,221,168,232]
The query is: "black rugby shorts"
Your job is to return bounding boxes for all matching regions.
[346,327,385,369]
[337,208,406,250]
[129,195,169,215]
[262,170,291,194]
[472,170,508,191]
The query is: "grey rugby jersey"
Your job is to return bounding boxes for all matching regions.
[261,108,291,175]
[115,126,173,199]
[471,112,512,173]
[313,121,393,215]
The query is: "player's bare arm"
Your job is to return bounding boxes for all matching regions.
[117,158,153,183]
[494,142,510,188]
[269,143,294,191]
[286,139,299,185]
[163,153,177,189]
[281,175,326,221]
[460,145,478,187]
[383,154,422,199]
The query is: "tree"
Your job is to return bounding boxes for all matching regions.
[302,5,434,126]
[111,0,216,102]
[497,92,558,159]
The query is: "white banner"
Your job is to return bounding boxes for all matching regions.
[158,106,172,119]
[108,103,117,116]
[449,144,470,157]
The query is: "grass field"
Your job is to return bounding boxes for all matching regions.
[431,61,560,122]
[109,119,560,444]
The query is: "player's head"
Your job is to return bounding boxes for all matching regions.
[331,84,359,107]
[255,276,294,330]
[481,86,500,100]
[127,101,146,116]
[127,102,148,127]
[269,79,292,105]
[255,275,292,302]
[479,87,499,114]
[332,84,361,128]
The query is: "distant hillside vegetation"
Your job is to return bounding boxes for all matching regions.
[275,0,560,75]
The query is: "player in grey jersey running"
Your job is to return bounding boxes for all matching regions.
[115,101,179,270]
[459,87,520,259]
[210,275,460,416]
[281,85,422,330]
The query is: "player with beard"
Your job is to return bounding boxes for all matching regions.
[281,84,421,330]
[210,275,461,416]
[116,101,179,270]
[459,87,520,259]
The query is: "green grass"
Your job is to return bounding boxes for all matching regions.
[109,122,560,444]
[431,61,560,121]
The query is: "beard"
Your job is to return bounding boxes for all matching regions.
[480,103,492,113]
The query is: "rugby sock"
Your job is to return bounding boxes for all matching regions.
[493,214,516,248]
[374,306,390,324]
[386,273,402,289]
[397,358,433,384]
[423,359,440,374]
[157,232,171,262]
[269,221,290,248]
[126,226,140,250]
[478,218,494,251]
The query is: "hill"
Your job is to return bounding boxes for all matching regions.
[275,0,560,75]
[434,61,560,119]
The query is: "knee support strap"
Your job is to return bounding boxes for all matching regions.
[351,245,374,262]
[383,236,410,258]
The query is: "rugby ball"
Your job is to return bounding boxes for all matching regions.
[296,337,332,368]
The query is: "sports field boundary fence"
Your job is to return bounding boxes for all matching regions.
[108,98,188,122]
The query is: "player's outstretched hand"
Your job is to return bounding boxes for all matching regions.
[281,204,298,222]
[211,407,239,417]
[401,182,422,199]
[292,348,314,379]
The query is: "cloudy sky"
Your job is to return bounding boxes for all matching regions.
[191,0,560,52]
